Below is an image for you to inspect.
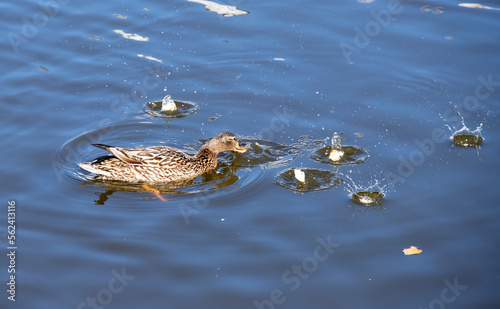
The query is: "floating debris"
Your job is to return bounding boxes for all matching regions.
[274,168,342,193]
[403,246,422,255]
[188,0,249,17]
[113,14,128,19]
[39,65,49,72]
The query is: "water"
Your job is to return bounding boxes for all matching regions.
[309,132,371,165]
[445,114,484,151]
[2,0,500,308]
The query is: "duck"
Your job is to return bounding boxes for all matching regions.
[79,132,247,182]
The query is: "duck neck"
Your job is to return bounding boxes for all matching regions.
[195,146,218,171]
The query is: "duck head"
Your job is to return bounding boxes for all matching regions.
[205,132,247,154]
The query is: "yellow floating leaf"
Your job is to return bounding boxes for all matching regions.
[403,246,422,255]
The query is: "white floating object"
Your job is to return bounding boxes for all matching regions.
[113,29,149,41]
[161,95,177,112]
[188,0,249,17]
[459,3,500,10]
[329,131,345,161]
[294,168,306,182]
[329,149,344,162]
[358,196,374,205]
[136,54,162,63]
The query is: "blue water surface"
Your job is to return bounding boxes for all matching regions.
[1,0,500,308]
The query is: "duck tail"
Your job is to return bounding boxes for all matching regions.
[78,162,111,176]
[92,144,113,151]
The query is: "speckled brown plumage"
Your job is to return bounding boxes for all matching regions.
[79,132,246,182]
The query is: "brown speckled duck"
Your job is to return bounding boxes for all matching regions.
[79,132,246,182]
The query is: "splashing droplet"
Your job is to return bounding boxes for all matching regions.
[294,168,306,182]
[144,97,198,118]
[329,132,345,162]
[446,114,484,151]
[274,168,342,192]
[161,95,177,112]
[310,133,369,165]
[342,173,386,205]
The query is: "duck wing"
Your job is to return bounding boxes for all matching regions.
[92,144,192,168]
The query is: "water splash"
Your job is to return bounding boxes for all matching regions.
[274,168,342,193]
[341,172,386,206]
[161,95,177,112]
[329,132,344,162]
[144,96,198,118]
[445,114,484,153]
[310,132,370,165]
[218,137,303,169]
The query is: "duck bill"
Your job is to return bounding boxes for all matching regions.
[234,144,247,153]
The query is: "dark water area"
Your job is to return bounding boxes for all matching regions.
[1,0,500,308]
